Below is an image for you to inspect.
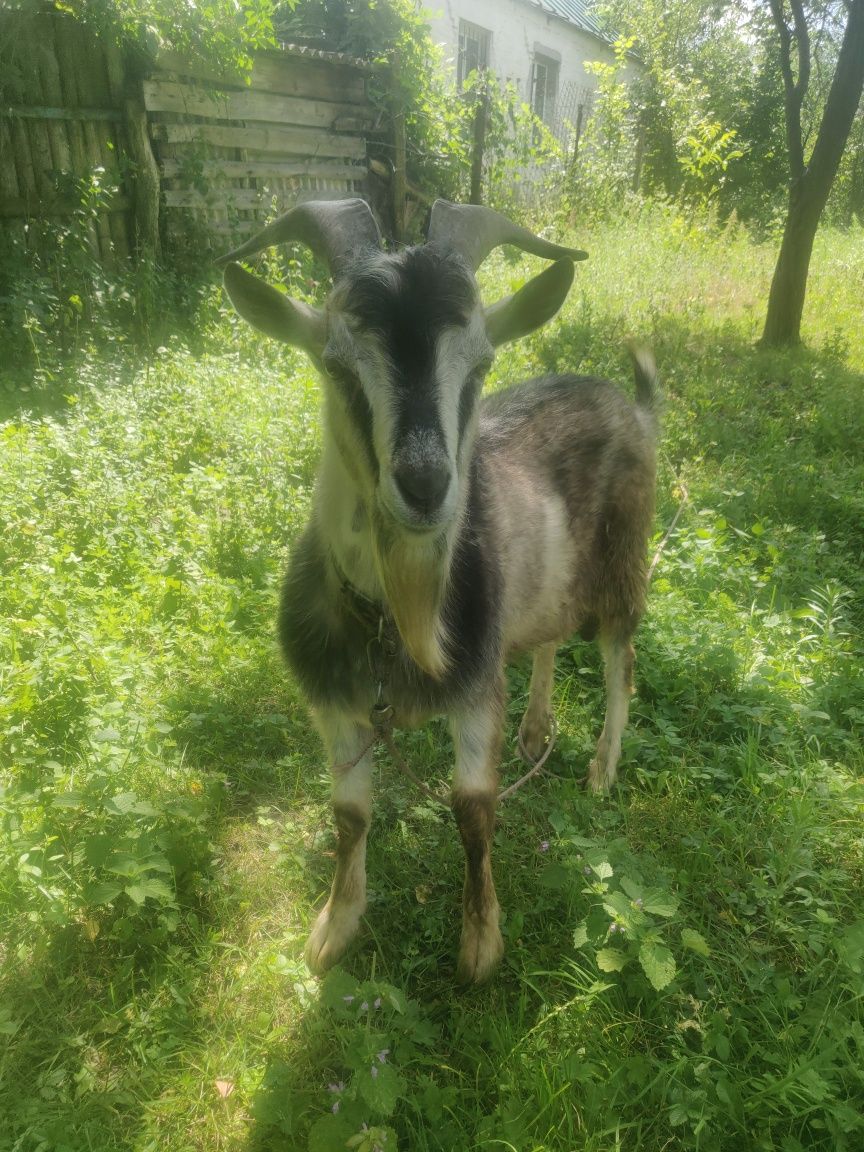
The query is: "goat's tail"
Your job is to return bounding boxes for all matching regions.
[627,341,659,414]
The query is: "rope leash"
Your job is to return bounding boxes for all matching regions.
[647,461,690,584]
[333,713,557,808]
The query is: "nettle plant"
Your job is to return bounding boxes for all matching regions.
[1,747,211,947]
[543,814,710,991]
[306,967,436,1152]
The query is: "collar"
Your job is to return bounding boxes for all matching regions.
[329,550,385,635]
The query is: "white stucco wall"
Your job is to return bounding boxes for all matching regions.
[423,0,617,105]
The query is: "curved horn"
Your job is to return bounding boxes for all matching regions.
[426,200,587,271]
[214,198,382,277]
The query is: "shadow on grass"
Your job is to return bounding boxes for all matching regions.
[228,618,859,1149]
[0,355,146,426]
[0,906,218,1149]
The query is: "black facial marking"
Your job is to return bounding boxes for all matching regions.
[326,360,379,480]
[344,247,475,443]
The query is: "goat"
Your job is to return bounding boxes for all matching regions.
[218,199,658,984]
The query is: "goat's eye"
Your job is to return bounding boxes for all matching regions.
[324,358,359,390]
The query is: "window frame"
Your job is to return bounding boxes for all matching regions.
[457,19,492,89]
[531,51,561,123]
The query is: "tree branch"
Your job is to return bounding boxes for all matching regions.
[789,0,811,100]
[806,0,864,186]
[768,0,809,180]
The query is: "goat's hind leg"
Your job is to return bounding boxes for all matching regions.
[450,687,506,985]
[518,642,557,762]
[587,627,636,793]
[305,712,373,974]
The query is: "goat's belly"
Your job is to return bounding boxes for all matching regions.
[497,487,580,652]
[504,599,577,654]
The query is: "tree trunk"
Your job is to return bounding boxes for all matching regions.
[390,52,407,243]
[761,181,821,345]
[761,0,864,347]
[469,83,488,206]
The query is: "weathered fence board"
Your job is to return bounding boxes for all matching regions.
[160,159,363,181]
[143,78,374,133]
[156,49,371,103]
[151,121,367,160]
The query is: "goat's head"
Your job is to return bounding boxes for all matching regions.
[218,199,585,675]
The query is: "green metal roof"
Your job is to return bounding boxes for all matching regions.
[526,0,611,44]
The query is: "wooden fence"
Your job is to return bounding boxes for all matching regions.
[0,7,378,265]
[0,8,133,262]
[145,46,376,246]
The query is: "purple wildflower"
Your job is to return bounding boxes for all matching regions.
[584,865,593,876]
[371,1065,379,1079]
[328,1081,345,1094]
[609,922,618,934]
[376,1048,389,1064]
[539,840,550,853]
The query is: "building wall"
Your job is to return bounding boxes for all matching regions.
[424,0,617,103]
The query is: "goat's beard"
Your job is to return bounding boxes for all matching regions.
[371,511,452,679]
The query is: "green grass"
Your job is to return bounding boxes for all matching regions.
[1,205,863,1152]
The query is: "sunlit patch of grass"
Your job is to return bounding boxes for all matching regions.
[2,211,863,1151]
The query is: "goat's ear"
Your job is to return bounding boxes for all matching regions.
[222,262,325,357]
[484,258,575,347]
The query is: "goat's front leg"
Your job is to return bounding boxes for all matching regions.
[449,687,505,985]
[587,629,636,792]
[305,712,373,974]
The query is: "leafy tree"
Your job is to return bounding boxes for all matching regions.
[40,0,285,72]
[761,0,864,345]
[276,0,470,211]
[277,1,565,224]
[596,0,755,208]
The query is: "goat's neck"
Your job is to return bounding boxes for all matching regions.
[317,439,381,601]
[317,435,462,678]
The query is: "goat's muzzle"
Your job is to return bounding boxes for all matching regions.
[393,458,452,520]
[384,433,455,532]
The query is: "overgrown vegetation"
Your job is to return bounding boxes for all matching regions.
[0,0,567,382]
[52,0,282,72]
[2,206,863,1151]
[593,0,864,229]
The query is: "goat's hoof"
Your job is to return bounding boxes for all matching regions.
[304,900,363,974]
[518,713,553,764]
[586,758,616,794]
[456,916,504,985]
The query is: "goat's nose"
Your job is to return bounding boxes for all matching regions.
[393,459,451,511]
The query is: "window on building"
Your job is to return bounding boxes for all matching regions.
[457,19,491,89]
[531,53,560,123]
